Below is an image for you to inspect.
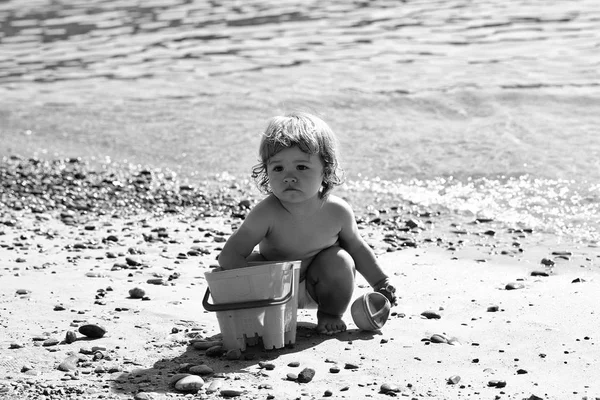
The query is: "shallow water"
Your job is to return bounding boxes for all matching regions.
[1,0,599,242]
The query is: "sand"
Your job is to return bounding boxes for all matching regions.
[1,204,599,400]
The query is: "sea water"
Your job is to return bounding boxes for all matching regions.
[1,0,599,243]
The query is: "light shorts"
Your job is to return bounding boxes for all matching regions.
[297,279,318,309]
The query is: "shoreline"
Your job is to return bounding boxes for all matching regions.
[2,156,600,399]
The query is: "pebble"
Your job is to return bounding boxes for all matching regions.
[205,379,223,393]
[78,324,106,339]
[225,349,242,360]
[65,331,77,344]
[57,355,79,372]
[297,367,316,383]
[531,270,550,277]
[505,282,525,290]
[287,373,298,381]
[344,362,359,370]
[129,287,146,299]
[174,375,204,392]
[380,383,401,394]
[421,310,441,319]
[488,380,507,388]
[43,338,60,347]
[189,365,214,375]
[430,334,448,344]
[447,375,461,384]
[205,345,225,357]
[221,389,246,397]
[192,340,222,350]
[169,373,192,386]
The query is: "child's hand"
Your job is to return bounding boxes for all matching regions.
[373,278,397,306]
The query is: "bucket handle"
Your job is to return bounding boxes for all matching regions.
[202,271,295,312]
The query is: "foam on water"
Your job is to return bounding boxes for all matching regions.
[345,175,600,243]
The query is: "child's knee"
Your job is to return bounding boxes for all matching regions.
[308,246,355,282]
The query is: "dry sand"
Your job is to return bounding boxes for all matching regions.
[1,206,599,400]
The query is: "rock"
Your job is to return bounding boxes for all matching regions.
[288,361,300,367]
[78,324,106,339]
[487,305,500,312]
[125,256,142,266]
[206,379,223,393]
[147,278,166,285]
[447,375,461,384]
[133,393,152,400]
[297,367,316,383]
[174,375,204,392]
[329,366,340,373]
[540,258,555,267]
[16,289,30,295]
[488,380,507,388]
[258,361,275,370]
[58,355,79,372]
[205,345,225,357]
[505,282,525,290]
[221,389,246,397]
[43,338,60,346]
[189,365,214,375]
[65,331,77,344]
[287,373,298,381]
[380,383,401,393]
[129,287,146,299]
[531,271,549,277]
[344,363,359,370]
[430,334,448,344]
[169,373,191,386]
[225,349,241,360]
[191,340,222,350]
[421,310,441,319]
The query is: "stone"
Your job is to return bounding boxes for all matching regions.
[174,375,204,392]
[58,355,79,372]
[505,282,525,290]
[78,324,106,339]
[220,389,246,397]
[128,287,146,299]
[189,365,213,375]
[447,375,461,384]
[206,379,223,393]
[421,310,441,319]
[430,334,448,344]
[297,367,315,383]
[65,330,77,344]
[380,383,401,393]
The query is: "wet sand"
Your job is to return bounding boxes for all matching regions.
[1,157,599,399]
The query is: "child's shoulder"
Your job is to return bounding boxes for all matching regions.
[323,194,354,215]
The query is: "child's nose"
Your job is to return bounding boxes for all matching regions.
[283,176,297,184]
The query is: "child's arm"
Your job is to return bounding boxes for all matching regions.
[218,198,272,270]
[336,198,397,304]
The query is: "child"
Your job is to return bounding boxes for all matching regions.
[218,111,397,334]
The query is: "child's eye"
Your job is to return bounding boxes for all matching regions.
[297,165,308,170]
[272,166,283,172]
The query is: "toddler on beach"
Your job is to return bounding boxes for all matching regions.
[218,111,397,334]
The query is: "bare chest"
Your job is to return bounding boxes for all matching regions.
[261,212,340,260]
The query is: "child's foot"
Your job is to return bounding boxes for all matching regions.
[316,311,347,335]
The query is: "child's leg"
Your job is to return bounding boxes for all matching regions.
[306,246,355,334]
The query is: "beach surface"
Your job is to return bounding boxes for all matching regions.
[1,158,599,400]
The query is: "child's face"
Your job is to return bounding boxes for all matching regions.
[267,146,324,203]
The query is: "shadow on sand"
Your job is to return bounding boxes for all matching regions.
[111,322,381,398]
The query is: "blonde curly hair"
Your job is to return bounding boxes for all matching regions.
[251,112,344,198]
